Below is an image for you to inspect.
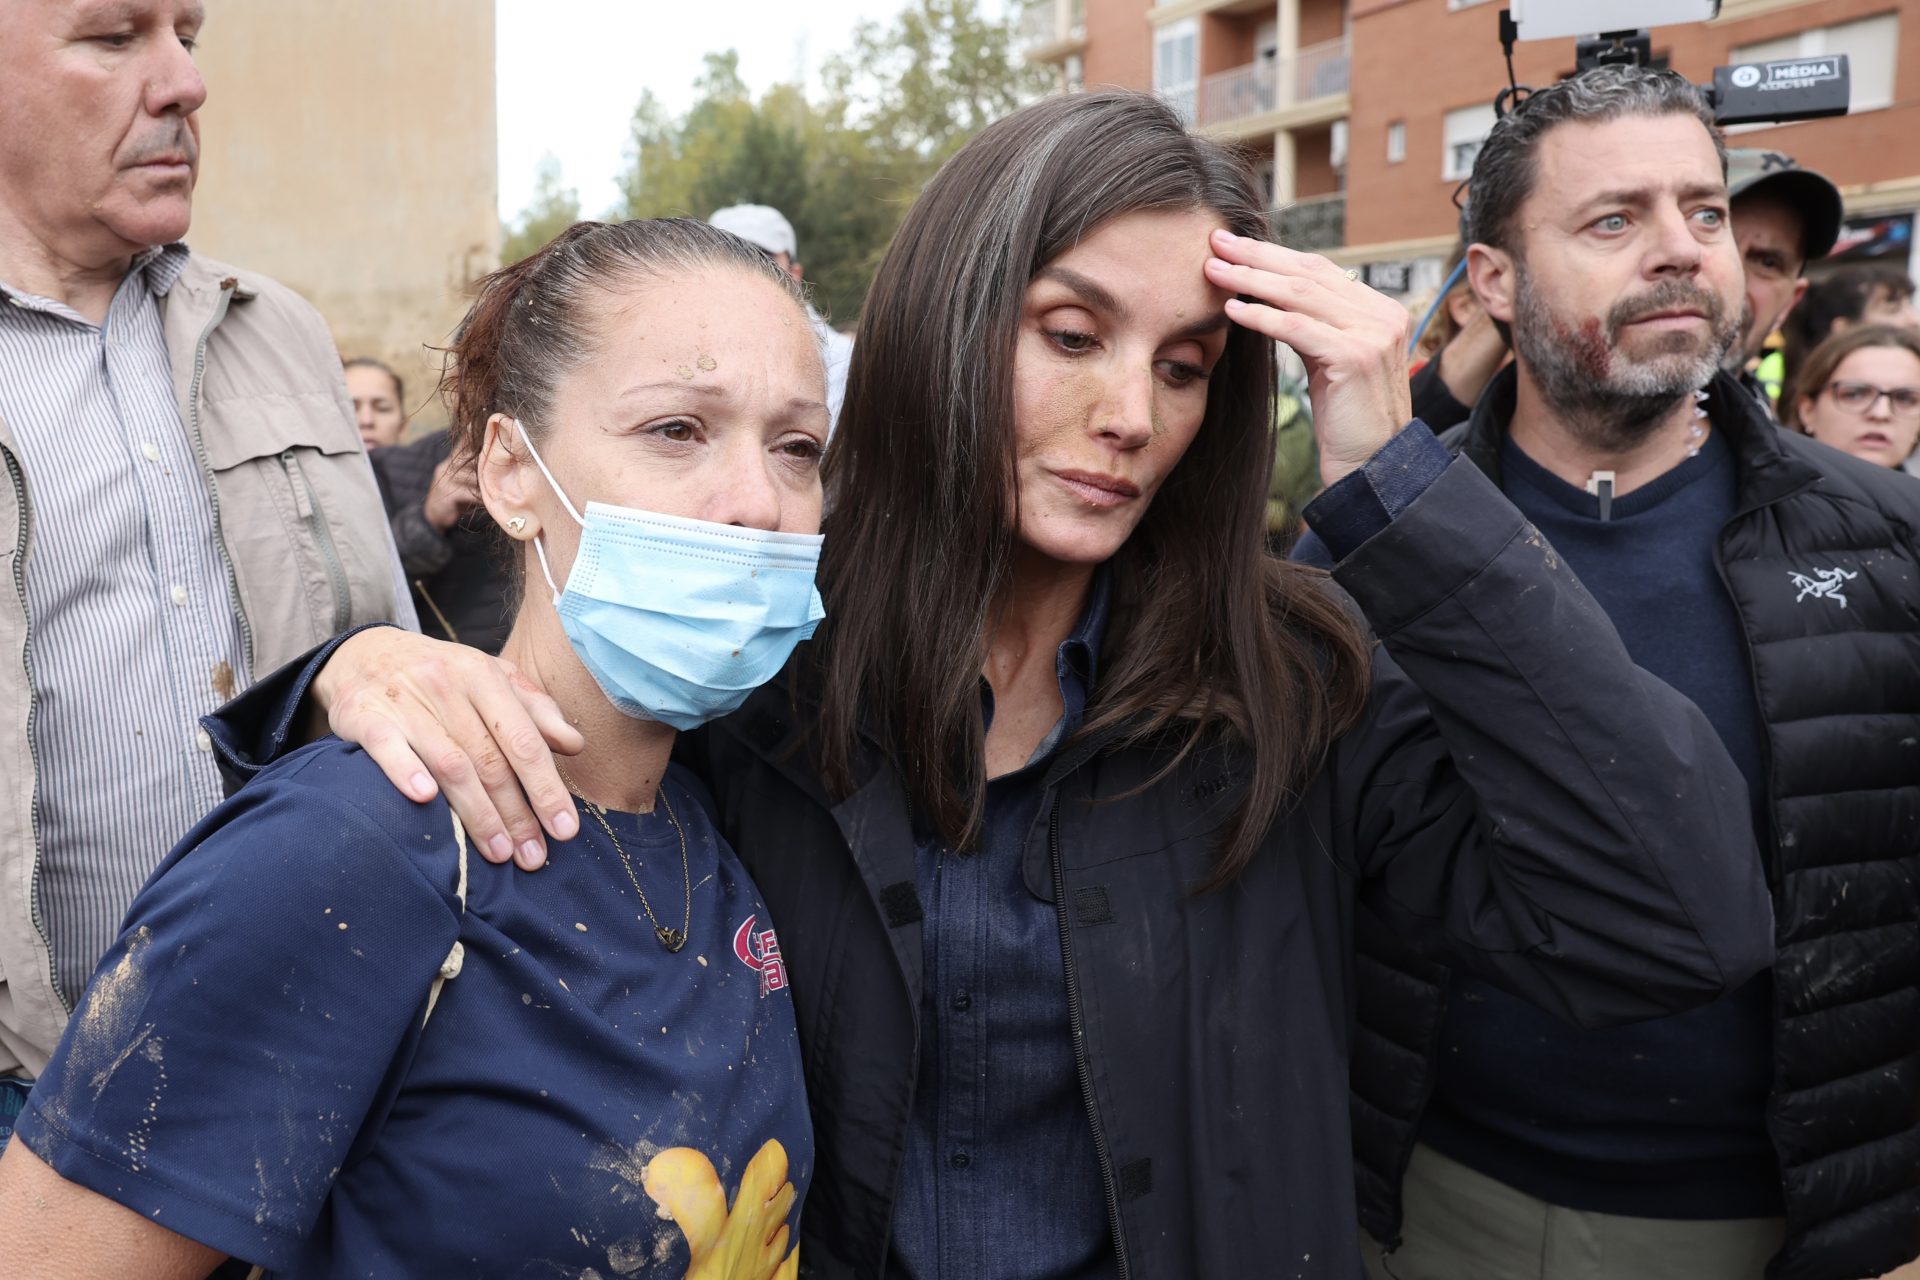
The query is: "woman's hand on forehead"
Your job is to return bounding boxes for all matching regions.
[1203,230,1415,489]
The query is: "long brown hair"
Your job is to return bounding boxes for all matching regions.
[810,91,1371,885]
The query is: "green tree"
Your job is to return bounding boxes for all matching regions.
[824,0,1051,166]
[499,153,582,265]
[613,0,1047,325]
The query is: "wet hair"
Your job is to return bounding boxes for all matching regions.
[809,90,1372,888]
[1786,323,1920,431]
[343,356,404,408]
[443,218,810,471]
[1464,65,1725,256]
[1780,263,1918,415]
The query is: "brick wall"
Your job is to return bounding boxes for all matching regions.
[1083,0,1155,93]
[1345,0,1920,248]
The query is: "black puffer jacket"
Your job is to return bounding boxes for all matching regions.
[1348,369,1920,1280]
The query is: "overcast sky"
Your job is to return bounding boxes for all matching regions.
[495,0,922,224]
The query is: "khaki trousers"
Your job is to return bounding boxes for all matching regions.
[1360,1145,1786,1280]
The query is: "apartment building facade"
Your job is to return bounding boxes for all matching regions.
[1021,0,1920,298]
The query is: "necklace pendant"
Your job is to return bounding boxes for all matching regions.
[656,926,687,953]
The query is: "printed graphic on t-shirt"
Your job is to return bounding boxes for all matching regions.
[734,915,788,995]
[644,1138,801,1280]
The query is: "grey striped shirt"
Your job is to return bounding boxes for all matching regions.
[0,244,250,1007]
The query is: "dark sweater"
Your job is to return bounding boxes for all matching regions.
[1420,428,1781,1220]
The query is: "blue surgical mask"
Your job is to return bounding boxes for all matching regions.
[510,419,826,731]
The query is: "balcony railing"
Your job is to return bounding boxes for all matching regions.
[1269,193,1346,252]
[1200,35,1351,127]
[1019,0,1086,57]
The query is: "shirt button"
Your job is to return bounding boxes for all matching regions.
[950,990,971,1013]
[169,584,188,606]
[949,1151,971,1170]
[194,728,212,752]
[141,442,161,462]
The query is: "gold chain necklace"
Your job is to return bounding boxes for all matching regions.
[555,765,691,953]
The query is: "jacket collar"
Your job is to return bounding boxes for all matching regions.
[1450,364,1824,516]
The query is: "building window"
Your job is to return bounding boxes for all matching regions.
[1732,13,1898,113]
[1064,53,1084,93]
[1154,19,1199,125]
[1387,120,1407,165]
[1442,103,1497,181]
[1331,120,1349,171]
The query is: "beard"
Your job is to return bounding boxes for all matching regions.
[1511,264,1738,453]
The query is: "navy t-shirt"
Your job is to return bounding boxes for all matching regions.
[17,739,812,1278]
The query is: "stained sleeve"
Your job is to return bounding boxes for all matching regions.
[202,624,396,795]
[1326,455,1774,1027]
[13,774,460,1269]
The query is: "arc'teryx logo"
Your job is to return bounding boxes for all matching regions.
[733,915,788,996]
[1789,566,1859,607]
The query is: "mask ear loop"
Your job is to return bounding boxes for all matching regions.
[503,416,583,606]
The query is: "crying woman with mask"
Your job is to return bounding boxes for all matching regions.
[0,220,822,1280]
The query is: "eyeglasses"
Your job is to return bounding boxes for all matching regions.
[1822,380,1920,419]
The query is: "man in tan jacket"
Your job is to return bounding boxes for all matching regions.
[0,0,414,1098]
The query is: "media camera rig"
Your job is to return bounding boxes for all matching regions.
[1500,0,1852,126]
[1411,0,1853,350]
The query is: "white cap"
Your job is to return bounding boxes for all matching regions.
[709,204,797,259]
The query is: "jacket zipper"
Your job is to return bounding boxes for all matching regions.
[280,449,352,633]
[3,443,66,1014]
[1049,796,1132,1279]
[180,281,255,672]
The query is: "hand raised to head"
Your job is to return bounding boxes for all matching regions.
[1203,229,1414,488]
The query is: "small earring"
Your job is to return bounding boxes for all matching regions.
[506,517,527,534]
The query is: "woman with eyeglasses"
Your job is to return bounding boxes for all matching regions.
[1789,324,1920,472]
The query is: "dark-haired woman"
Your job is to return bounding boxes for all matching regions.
[0,221,823,1279]
[213,93,1768,1278]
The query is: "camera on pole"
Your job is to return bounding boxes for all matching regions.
[1498,0,1851,127]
